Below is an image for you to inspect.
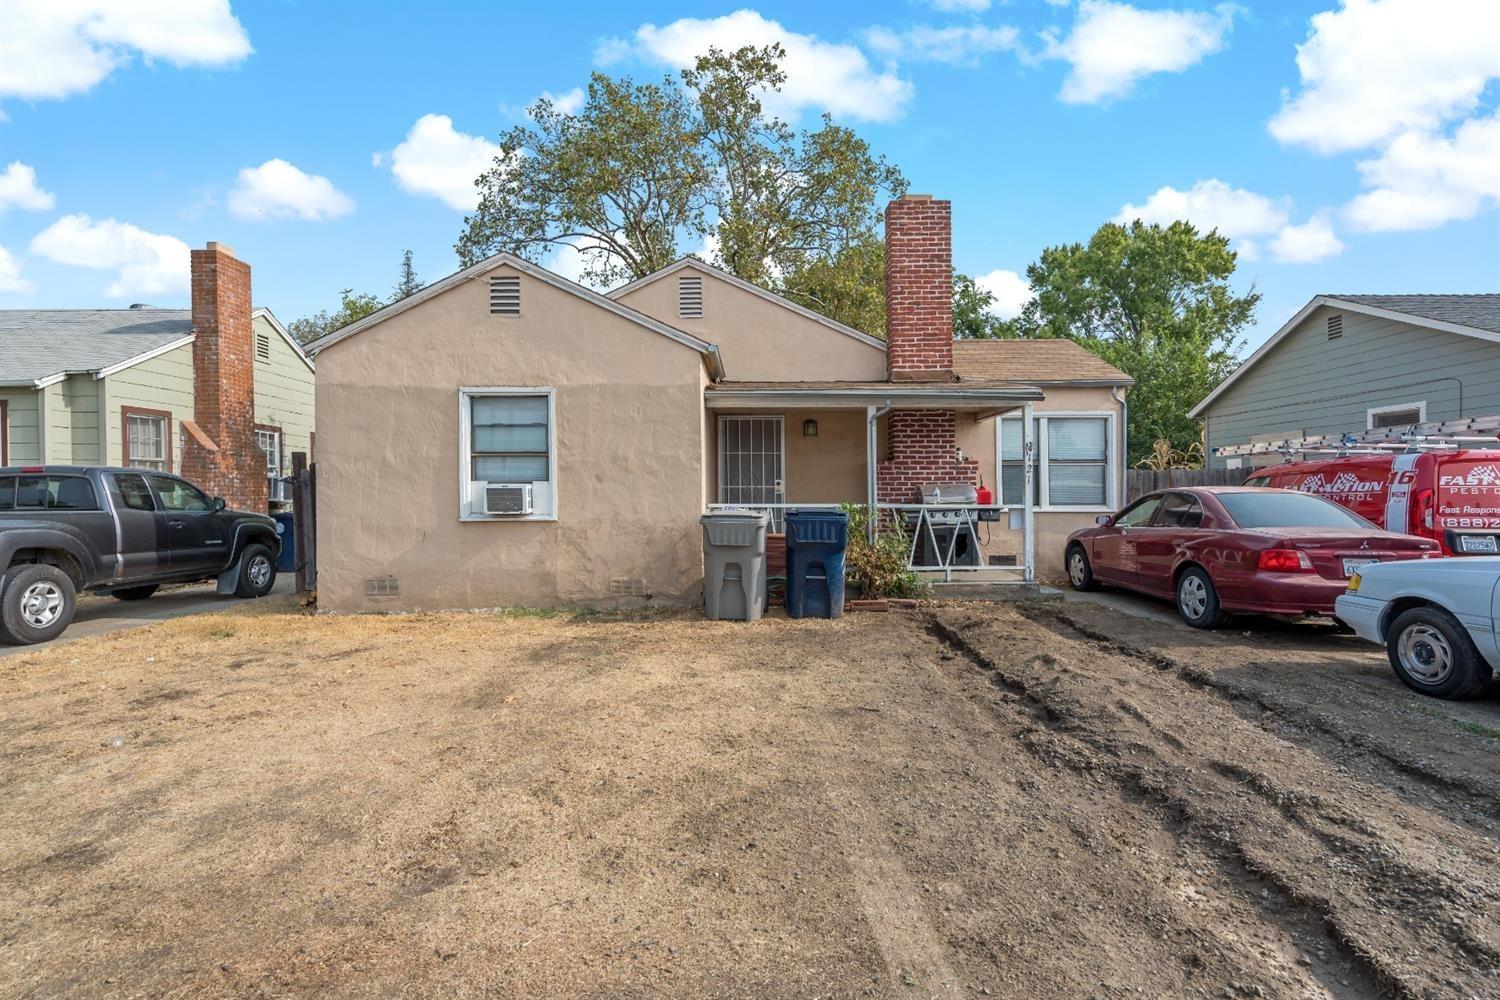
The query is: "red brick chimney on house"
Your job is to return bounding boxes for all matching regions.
[884,194,954,382]
[180,242,266,511]
[876,195,978,503]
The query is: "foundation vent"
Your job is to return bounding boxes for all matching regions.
[490,276,521,316]
[364,576,401,598]
[678,275,703,318]
[609,577,647,597]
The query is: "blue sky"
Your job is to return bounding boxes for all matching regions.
[0,0,1496,353]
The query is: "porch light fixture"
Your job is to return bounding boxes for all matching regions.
[802,419,818,438]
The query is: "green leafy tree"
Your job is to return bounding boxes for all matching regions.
[456,44,904,294]
[1006,221,1257,463]
[393,249,421,299]
[781,238,887,336]
[286,288,383,345]
[952,272,1009,339]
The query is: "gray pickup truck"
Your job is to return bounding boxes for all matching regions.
[0,467,281,645]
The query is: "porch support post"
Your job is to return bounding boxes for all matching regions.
[1022,401,1035,584]
[865,404,877,542]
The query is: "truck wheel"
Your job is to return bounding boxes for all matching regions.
[1386,606,1491,700]
[0,564,77,645]
[234,544,277,599]
[112,585,159,601]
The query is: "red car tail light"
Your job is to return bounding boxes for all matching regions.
[1257,548,1315,572]
[1413,488,1435,531]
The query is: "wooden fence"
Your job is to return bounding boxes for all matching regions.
[291,452,317,593]
[1125,467,1243,501]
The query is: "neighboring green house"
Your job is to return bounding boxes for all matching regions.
[0,300,314,506]
[1191,294,1500,469]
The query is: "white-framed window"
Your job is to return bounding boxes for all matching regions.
[1367,401,1426,429]
[459,387,556,520]
[255,428,281,476]
[124,411,168,471]
[998,412,1116,510]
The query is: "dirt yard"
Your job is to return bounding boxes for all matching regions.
[1,597,1496,999]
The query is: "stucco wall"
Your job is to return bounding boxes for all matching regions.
[614,266,887,382]
[251,313,316,472]
[706,408,869,507]
[965,385,1128,581]
[314,263,711,613]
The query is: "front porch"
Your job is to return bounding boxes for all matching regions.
[703,381,1046,583]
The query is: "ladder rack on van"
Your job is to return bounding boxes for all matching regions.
[1213,413,1500,458]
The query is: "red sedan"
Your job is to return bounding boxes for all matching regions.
[1064,487,1440,628]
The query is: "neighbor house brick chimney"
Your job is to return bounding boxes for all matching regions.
[181,242,265,511]
[884,194,954,382]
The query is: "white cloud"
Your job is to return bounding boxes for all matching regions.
[1044,1,1235,104]
[0,244,35,295]
[976,269,1032,320]
[0,162,55,212]
[386,114,503,212]
[612,10,913,123]
[930,0,992,11]
[1268,0,1500,155]
[864,24,1020,66]
[1343,112,1500,232]
[0,0,251,102]
[227,159,354,222]
[540,87,585,114]
[29,214,189,297]
[1113,179,1290,239]
[1269,215,1344,263]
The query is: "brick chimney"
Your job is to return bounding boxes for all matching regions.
[180,242,266,511]
[885,194,954,382]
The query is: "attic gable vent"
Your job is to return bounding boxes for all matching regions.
[255,332,271,361]
[490,275,521,316]
[1327,314,1343,340]
[678,275,703,318]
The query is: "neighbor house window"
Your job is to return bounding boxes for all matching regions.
[998,413,1115,509]
[256,427,283,501]
[1367,401,1426,429]
[122,408,171,471]
[460,388,556,519]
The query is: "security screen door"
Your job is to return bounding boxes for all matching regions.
[718,416,784,530]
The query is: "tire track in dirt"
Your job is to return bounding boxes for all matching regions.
[1029,605,1500,818]
[927,607,1500,1000]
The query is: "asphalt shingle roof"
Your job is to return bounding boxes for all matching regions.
[1328,294,1500,334]
[0,309,192,384]
[951,338,1133,384]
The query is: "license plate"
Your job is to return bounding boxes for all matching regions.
[1342,558,1379,577]
[1460,535,1499,553]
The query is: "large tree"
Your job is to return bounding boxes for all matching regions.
[286,288,382,345]
[456,44,903,306]
[1003,221,1257,463]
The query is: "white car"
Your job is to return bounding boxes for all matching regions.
[1336,558,1499,700]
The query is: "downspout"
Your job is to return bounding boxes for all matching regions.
[1111,385,1128,508]
[866,403,892,542]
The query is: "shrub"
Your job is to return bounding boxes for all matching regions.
[839,503,929,599]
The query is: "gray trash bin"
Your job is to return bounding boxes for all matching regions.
[701,509,769,621]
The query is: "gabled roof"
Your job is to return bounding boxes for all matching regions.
[0,308,193,386]
[304,252,724,379]
[607,257,888,352]
[253,307,315,373]
[952,338,1132,385]
[1189,293,1500,419]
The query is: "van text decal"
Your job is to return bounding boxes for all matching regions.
[1296,472,1384,496]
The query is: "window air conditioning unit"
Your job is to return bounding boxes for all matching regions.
[267,477,290,503]
[481,482,533,516]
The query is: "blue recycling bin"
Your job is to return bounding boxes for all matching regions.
[783,509,849,619]
[272,511,297,573]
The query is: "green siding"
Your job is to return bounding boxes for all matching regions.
[58,376,100,464]
[251,314,316,474]
[1203,305,1500,468]
[103,343,195,471]
[0,389,40,464]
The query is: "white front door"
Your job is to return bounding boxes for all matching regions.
[718,416,785,530]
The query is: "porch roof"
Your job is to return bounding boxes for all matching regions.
[704,379,1044,415]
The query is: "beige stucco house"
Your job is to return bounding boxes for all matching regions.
[0,243,315,511]
[308,196,1130,612]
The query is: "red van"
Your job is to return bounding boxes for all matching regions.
[1243,450,1500,556]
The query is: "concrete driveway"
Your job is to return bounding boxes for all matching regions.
[0,576,295,656]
